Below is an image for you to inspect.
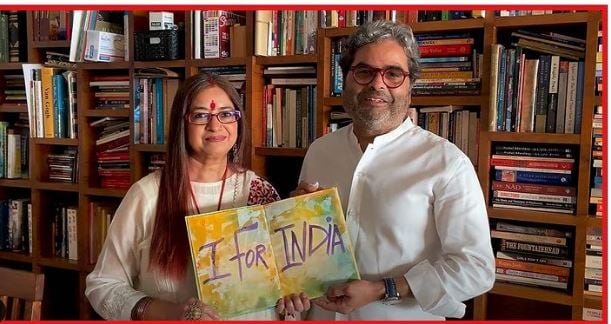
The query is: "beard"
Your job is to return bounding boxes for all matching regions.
[343,88,410,136]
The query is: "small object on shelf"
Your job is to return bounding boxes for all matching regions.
[134,29,184,61]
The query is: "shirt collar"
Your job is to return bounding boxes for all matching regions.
[349,117,415,149]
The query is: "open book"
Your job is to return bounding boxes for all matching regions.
[185,187,360,319]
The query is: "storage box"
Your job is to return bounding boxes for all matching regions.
[83,30,125,62]
[149,11,174,30]
[134,29,184,61]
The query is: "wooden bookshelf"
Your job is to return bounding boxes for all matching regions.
[0,8,603,321]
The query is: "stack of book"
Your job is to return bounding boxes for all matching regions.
[413,33,481,96]
[47,147,78,183]
[584,227,602,296]
[492,220,573,292]
[89,75,130,110]
[90,117,130,189]
[147,153,165,174]
[1,73,26,105]
[490,143,577,214]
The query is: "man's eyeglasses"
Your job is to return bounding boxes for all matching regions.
[186,110,242,125]
[350,65,410,89]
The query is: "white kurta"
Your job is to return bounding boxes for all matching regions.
[300,118,495,320]
[85,170,277,320]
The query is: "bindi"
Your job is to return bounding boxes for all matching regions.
[209,100,216,111]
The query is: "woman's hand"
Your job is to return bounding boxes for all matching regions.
[276,293,311,319]
[180,297,220,320]
[290,181,320,197]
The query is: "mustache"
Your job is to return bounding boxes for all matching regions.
[357,90,393,103]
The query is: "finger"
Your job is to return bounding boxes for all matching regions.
[284,296,296,314]
[276,298,286,315]
[328,284,347,298]
[289,293,305,312]
[300,293,311,311]
[312,297,340,313]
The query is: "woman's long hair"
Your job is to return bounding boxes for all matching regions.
[149,73,247,279]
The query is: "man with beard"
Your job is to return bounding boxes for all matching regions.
[295,20,495,320]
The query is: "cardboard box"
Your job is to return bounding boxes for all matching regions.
[83,30,125,62]
[149,11,174,30]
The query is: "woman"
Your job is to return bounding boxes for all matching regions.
[86,73,309,320]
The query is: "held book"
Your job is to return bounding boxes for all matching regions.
[185,187,360,319]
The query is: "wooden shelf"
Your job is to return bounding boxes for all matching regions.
[323,96,342,106]
[583,294,602,309]
[324,27,358,38]
[0,103,28,113]
[412,96,483,106]
[85,187,129,198]
[494,12,589,28]
[484,132,581,144]
[586,217,602,227]
[31,138,79,146]
[31,40,70,48]
[0,62,25,70]
[490,281,574,305]
[255,147,307,157]
[37,256,80,271]
[34,181,79,192]
[0,178,32,188]
[133,60,187,68]
[83,109,130,117]
[487,207,577,226]
[593,96,601,106]
[412,18,485,32]
[0,251,32,263]
[78,61,130,70]
[191,57,247,67]
[133,144,166,152]
[256,54,317,65]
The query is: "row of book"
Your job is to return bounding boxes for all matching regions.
[489,30,586,133]
[192,10,246,59]
[415,105,479,167]
[417,10,485,22]
[589,105,602,217]
[31,10,71,42]
[495,10,577,17]
[0,119,28,179]
[22,65,77,139]
[69,10,127,63]
[0,11,27,63]
[254,10,319,57]
[50,204,79,260]
[492,220,574,292]
[89,201,118,264]
[490,143,577,214]
[584,227,602,296]
[133,76,180,145]
[0,198,31,253]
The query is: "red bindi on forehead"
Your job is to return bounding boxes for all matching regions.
[209,100,216,111]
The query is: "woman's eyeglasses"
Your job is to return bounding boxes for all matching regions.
[186,110,242,125]
[350,65,410,89]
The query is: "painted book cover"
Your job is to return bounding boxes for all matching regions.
[185,187,360,319]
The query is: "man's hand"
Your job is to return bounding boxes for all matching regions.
[290,181,320,197]
[276,293,311,319]
[312,280,385,315]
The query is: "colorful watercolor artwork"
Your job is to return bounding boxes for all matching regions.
[185,187,359,319]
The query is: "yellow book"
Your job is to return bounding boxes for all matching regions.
[40,67,57,138]
[185,187,360,319]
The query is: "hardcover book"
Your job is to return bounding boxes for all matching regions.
[185,187,360,319]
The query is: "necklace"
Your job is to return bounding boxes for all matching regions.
[189,162,239,214]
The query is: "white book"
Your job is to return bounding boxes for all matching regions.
[6,130,21,179]
[21,64,44,137]
[67,207,78,261]
[563,61,578,134]
[193,10,201,59]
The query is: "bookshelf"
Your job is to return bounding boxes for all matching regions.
[0,8,604,320]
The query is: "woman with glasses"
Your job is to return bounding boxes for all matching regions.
[295,20,494,320]
[86,73,310,320]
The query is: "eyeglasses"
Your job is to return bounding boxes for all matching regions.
[350,65,410,89]
[186,110,242,125]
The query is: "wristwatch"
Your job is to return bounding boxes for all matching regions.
[382,277,402,305]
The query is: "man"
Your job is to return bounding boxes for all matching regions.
[296,20,495,320]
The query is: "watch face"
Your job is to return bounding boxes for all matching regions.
[382,296,402,305]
